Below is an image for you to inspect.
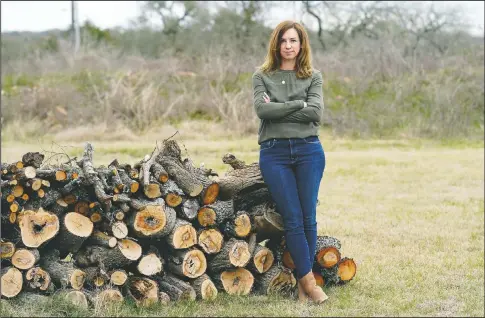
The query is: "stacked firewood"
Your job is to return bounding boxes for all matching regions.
[0,140,356,307]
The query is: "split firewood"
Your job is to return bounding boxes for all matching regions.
[175,198,199,221]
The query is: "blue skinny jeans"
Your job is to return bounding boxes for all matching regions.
[259,135,325,279]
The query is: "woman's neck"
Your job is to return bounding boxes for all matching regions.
[280,59,296,70]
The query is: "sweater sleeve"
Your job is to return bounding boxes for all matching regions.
[272,71,324,123]
[252,71,304,120]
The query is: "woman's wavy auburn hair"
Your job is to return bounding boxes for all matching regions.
[259,20,313,79]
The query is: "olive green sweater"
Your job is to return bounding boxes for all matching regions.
[252,68,324,144]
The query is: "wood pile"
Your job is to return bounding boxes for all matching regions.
[0,140,356,307]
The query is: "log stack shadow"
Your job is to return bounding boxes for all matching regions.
[1,140,357,307]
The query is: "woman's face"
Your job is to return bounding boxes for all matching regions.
[279,28,301,61]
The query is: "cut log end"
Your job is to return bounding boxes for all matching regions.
[229,241,251,267]
[118,239,143,261]
[197,207,216,227]
[70,269,87,290]
[11,248,39,270]
[0,241,16,259]
[112,222,129,239]
[316,247,341,268]
[110,270,128,286]
[171,223,197,249]
[137,254,163,276]
[65,212,94,238]
[62,290,89,309]
[200,279,218,301]
[253,248,274,273]
[182,249,207,278]
[166,194,183,207]
[26,267,52,291]
[338,258,357,282]
[96,289,124,304]
[313,272,325,288]
[144,184,161,199]
[133,206,167,237]
[198,229,224,254]
[1,267,23,298]
[221,268,254,296]
[202,183,219,205]
[19,209,60,248]
[233,213,251,238]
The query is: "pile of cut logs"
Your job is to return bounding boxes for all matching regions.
[1,140,356,307]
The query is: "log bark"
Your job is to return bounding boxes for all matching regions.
[124,276,159,307]
[314,235,342,269]
[74,239,142,271]
[51,212,94,257]
[39,249,86,290]
[217,153,265,200]
[86,230,117,248]
[197,199,234,227]
[253,264,296,296]
[22,152,45,168]
[154,273,196,302]
[83,266,109,289]
[166,247,207,279]
[175,198,200,221]
[221,211,252,239]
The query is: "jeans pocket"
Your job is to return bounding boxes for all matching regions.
[260,139,276,151]
[303,136,320,144]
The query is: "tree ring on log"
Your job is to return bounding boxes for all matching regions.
[182,249,206,278]
[1,267,23,298]
[316,247,341,268]
[198,229,223,254]
[137,254,163,276]
[253,248,274,273]
[65,212,94,238]
[25,267,51,291]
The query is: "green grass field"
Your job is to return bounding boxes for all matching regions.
[1,127,483,317]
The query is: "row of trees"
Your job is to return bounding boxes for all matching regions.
[2,1,481,61]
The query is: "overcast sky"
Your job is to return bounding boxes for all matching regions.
[1,1,484,36]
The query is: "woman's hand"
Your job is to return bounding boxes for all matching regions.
[263,92,270,103]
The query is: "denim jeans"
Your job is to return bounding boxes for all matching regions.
[259,135,325,279]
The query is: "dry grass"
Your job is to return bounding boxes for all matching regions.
[1,126,483,317]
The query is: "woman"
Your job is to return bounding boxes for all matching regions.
[252,20,327,304]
